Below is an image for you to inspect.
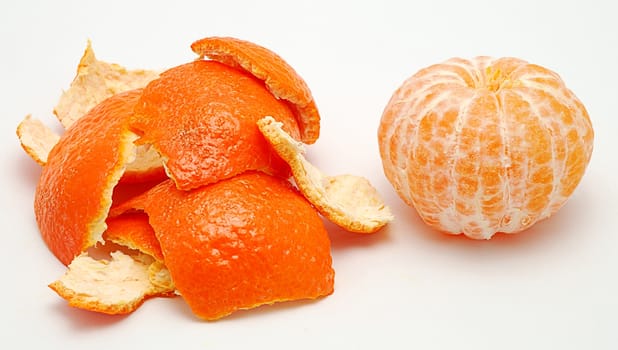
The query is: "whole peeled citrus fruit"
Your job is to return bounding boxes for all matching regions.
[378,57,594,239]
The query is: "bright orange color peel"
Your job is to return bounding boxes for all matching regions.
[35,89,142,265]
[191,36,320,144]
[111,172,334,320]
[104,213,164,262]
[378,56,593,239]
[18,37,360,320]
[21,36,387,320]
[131,60,300,190]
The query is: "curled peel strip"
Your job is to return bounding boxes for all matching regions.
[16,115,60,166]
[257,116,394,233]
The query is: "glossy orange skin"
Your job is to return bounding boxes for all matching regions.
[104,213,163,261]
[191,36,320,144]
[132,61,301,190]
[134,171,334,320]
[35,90,142,265]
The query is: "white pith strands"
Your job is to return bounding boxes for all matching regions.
[379,57,593,239]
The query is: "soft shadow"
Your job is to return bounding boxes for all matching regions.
[214,296,328,323]
[161,295,198,321]
[325,217,392,251]
[51,293,185,329]
[51,300,129,330]
[111,178,164,207]
[374,180,596,262]
[13,150,41,187]
[414,194,588,255]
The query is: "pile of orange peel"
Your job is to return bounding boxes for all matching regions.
[17,37,393,320]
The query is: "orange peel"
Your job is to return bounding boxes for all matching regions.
[35,89,143,265]
[257,116,393,233]
[17,42,164,183]
[109,172,334,321]
[21,36,387,320]
[104,213,164,262]
[49,250,174,315]
[191,36,320,144]
[16,115,60,166]
[54,40,159,129]
[131,60,300,190]
[50,211,175,314]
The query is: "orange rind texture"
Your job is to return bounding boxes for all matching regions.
[111,172,334,320]
[131,60,300,190]
[35,89,142,265]
[378,56,594,239]
[104,213,164,262]
[191,36,320,144]
[20,36,386,320]
[258,116,394,233]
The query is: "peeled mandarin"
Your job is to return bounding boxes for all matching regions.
[378,57,594,239]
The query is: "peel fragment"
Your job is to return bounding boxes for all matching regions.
[104,213,164,262]
[16,115,60,166]
[49,250,174,315]
[54,40,160,129]
[258,116,394,233]
[35,90,145,265]
[130,60,300,190]
[108,173,334,321]
[191,37,320,144]
[16,42,163,182]
[50,212,176,314]
[22,36,387,320]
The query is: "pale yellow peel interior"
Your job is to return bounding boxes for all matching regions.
[49,250,174,315]
[16,115,60,166]
[16,41,171,316]
[54,40,160,129]
[16,41,163,175]
[257,116,394,233]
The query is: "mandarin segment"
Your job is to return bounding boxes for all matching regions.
[131,60,301,190]
[378,56,593,239]
[131,172,334,320]
[191,36,320,144]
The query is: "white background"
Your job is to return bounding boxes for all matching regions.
[1,0,617,349]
